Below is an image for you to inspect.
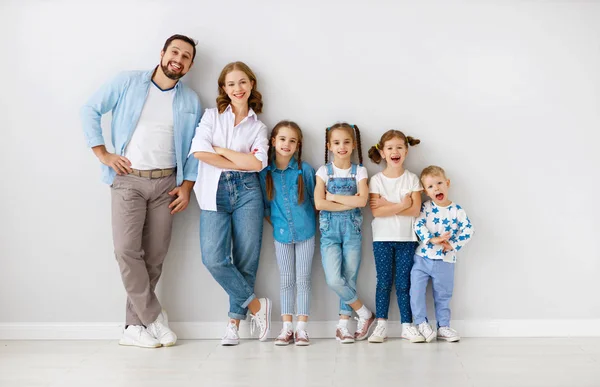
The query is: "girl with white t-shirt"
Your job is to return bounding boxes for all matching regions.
[314,122,374,344]
[366,130,425,343]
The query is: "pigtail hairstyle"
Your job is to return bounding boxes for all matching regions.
[353,125,364,166]
[266,120,305,204]
[368,129,421,164]
[325,122,363,165]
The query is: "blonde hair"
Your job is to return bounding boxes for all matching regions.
[420,165,447,182]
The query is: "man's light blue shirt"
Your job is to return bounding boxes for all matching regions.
[81,68,202,185]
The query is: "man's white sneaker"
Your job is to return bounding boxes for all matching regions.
[250,297,272,341]
[401,325,426,343]
[146,311,177,347]
[221,322,240,346]
[437,326,461,342]
[119,325,160,348]
[417,322,436,343]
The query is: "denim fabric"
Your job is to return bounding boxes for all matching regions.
[259,158,317,243]
[410,254,455,327]
[320,163,363,316]
[200,172,264,320]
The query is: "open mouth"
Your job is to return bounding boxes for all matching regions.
[435,193,445,201]
[232,92,246,99]
[169,62,182,72]
[390,155,401,163]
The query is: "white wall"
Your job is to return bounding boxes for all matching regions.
[1,0,599,337]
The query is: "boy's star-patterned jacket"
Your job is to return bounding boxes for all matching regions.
[414,200,474,263]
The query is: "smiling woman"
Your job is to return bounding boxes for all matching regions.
[189,61,272,346]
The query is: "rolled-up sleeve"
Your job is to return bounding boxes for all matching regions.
[251,123,269,170]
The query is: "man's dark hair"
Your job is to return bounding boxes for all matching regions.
[162,34,197,61]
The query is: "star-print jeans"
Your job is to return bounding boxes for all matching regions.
[410,254,455,327]
[373,241,418,322]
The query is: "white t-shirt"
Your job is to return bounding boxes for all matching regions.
[124,83,176,170]
[315,164,368,186]
[369,170,422,242]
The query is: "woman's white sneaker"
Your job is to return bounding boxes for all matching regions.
[221,322,240,346]
[417,322,436,342]
[437,326,461,342]
[250,298,272,341]
[119,325,160,348]
[401,325,426,343]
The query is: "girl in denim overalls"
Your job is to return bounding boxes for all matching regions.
[314,123,374,343]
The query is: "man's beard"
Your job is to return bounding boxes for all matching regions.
[161,61,184,81]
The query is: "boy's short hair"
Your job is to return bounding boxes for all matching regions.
[420,165,447,181]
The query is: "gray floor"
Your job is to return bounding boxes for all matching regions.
[1,338,599,387]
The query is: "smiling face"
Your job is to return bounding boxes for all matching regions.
[327,127,355,162]
[222,69,254,106]
[422,173,451,206]
[160,39,194,80]
[380,136,408,168]
[272,126,300,158]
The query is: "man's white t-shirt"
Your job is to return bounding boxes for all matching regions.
[369,170,422,242]
[124,83,176,170]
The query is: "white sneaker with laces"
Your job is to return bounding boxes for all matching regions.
[335,325,355,344]
[250,297,272,341]
[368,321,388,343]
[119,325,160,348]
[294,329,310,346]
[417,321,436,342]
[221,322,240,346]
[401,325,426,343]
[146,310,177,347]
[274,328,294,346]
[437,326,461,342]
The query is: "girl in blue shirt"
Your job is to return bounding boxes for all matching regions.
[259,121,317,346]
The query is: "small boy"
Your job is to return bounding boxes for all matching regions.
[411,166,474,342]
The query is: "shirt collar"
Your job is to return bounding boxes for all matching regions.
[145,66,181,90]
[270,157,299,172]
[224,104,257,120]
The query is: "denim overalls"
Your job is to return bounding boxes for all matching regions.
[320,163,363,316]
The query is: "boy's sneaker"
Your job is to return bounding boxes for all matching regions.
[354,315,375,341]
[437,326,461,342]
[221,322,240,346]
[417,321,436,343]
[335,326,355,344]
[146,311,177,347]
[250,297,272,341]
[368,321,387,343]
[401,325,426,343]
[274,327,294,346]
[294,329,310,346]
[119,325,161,348]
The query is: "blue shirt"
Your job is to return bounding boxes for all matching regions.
[80,68,202,185]
[259,158,317,243]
